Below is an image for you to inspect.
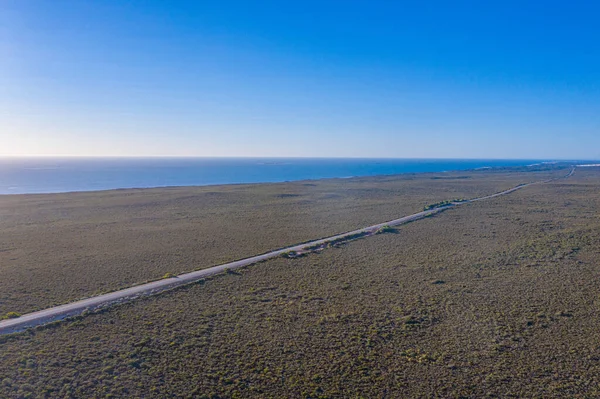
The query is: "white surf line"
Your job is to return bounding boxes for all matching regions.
[0,169,574,335]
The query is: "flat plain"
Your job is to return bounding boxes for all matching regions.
[0,167,563,316]
[2,166,600,398]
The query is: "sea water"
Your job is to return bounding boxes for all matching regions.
[0,157,555,195]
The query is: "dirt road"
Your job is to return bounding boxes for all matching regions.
[0,170,573,335]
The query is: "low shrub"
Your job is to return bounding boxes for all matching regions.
[2,312,21,320]
[376,225,396,234]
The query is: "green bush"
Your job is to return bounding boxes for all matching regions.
[2,311,21,320]
[376,225,396,234]
[423,198,467,211]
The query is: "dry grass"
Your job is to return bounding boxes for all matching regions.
[0,167,562,315]
[1,166,598,398]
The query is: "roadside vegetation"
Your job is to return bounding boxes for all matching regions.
[423,198,467,211]
[376,224,396,234]
[0,166,597,398]
[0,166,566,315]
[1,312,21,320]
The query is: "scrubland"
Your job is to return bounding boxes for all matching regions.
[2,166,599,398]
[0,167,562,315]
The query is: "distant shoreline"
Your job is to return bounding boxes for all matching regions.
[0,158,579,196]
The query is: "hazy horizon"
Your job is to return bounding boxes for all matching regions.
[0,157,564,195]
[0,155,593,162]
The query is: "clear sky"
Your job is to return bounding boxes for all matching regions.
[2,1,599,159]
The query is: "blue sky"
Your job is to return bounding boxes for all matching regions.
[2,1,600,159]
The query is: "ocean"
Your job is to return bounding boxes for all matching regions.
[0,157,554,195]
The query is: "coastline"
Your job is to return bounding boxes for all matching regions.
[0,158,573,196]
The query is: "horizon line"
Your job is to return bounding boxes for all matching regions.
[0,155,587,162]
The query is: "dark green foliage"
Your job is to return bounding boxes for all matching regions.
[225,268,241,275]
[423,198,467,211]
[376,225,396,234]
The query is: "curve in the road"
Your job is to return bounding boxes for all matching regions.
[0,169,574,335]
